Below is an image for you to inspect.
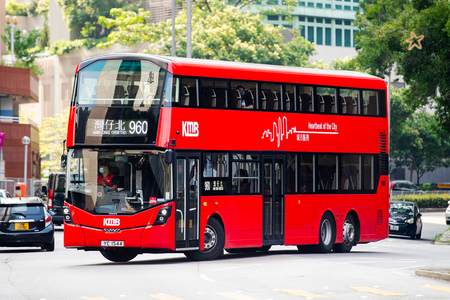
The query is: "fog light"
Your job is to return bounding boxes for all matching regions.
[153,205,172,225]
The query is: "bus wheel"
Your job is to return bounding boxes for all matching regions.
[185,218,224,261]
[318,212,336,253]
[333,214,357,253]
[100,249,138,262]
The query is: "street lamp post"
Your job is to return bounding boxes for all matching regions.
[5,15,19,67]
[22,136,30,189]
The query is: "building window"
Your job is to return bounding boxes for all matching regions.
[325,3,332,8]
[344,20,352,26]
[335,19,342,25]
[316,18,323,23]
[300,26,305,37]
[317,3,323,8]
[307,2,314,7]
[353,6,359,11]
[336,5,342,9]
[299,16,305,22]
[316,27,323,45]
[308,17,314,23]
[325,18,332,24]
[325,28,332,46]
[344,29,351,47]
[268,15,279,21]
[308,26,315,43]
[344,5,351,10]
[336,28,342,46]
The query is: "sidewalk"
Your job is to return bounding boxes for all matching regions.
[416,269,450,281]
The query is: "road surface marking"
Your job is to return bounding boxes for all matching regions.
[349,287,405,296]
[422,285,450,293]
[150,294,184,300]
[81,298,108,300]
[278,289,328,298]
[217,292,259,300]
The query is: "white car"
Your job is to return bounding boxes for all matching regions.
[446,201,450,225]
[0,189,12,198]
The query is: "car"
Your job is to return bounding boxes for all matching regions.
[0,189,12,198]
[45,172,66,226]
[390,180,424,194]
[0,197,55,251]
[389,200,422,239]
[445,201,450,225]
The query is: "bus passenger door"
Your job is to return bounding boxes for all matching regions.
[175,154,200,250]
[262,155,285,246]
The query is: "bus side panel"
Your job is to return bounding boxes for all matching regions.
[64,223,86,247]
[201,195,263,249]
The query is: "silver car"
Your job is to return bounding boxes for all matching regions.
[0,189,11,198]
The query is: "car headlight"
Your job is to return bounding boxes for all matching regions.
[405,218,414,224]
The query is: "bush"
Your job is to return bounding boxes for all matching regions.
[391,193,450,209]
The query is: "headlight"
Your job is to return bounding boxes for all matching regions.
[153,206,172,225]
[405,218,414,224]
[63,206,73,223]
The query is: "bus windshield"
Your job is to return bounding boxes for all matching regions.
[67,149,172,215]
[73,59,168,146]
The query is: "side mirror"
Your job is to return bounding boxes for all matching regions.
[61,154,67,169]
[165,149,174,165]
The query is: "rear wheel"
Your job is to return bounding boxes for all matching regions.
[318,212,336,253]
[100,249,138,262]
[185,218,224,261]
[333,214,357,253]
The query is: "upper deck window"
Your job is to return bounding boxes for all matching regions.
[76,60,166,108]
[73,59,166,145]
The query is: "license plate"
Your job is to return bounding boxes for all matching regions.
[390,225,399,231]
[15,222,29,230]
[101,241,124,247]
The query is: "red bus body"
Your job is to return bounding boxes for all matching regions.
[63,54,389,262]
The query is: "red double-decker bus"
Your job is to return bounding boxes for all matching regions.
[63,53,389,262]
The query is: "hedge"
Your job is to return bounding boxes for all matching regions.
[391,194,450,209]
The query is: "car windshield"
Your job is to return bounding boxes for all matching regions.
[390,203,414,216]
[67,148,172,215]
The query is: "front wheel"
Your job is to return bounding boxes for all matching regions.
[333,214,357,253]
[318,212,336,253]
[185,218,224,261]
[100,249,138,262]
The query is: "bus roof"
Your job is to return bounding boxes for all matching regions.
[78,53,386,90]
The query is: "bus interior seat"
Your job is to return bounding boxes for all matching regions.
[202,88,214,108]
[113,85,125,105]
[323,95,334,114]
[127,85,139,99]
[230,89,242,108]
[187,87,198,107]
[368,96,378,115]
[345,97,356,114]
[215,90,226,108]
[285,92,292,111]
[264,91,275,110]
[181,86,190,106]
[300,94,312,112]
[340,96,347,114]
[316,95,325,113]
[273,92,281,110]
[261,91,267,109]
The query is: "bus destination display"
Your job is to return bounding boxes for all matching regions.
[88,119,148,137]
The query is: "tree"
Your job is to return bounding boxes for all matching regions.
[98,4,315,67]
[56,0,145,39]
[354,0,450,131]
[389,88,450,184]
[39,109,69,176]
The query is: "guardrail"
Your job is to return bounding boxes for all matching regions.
[391,190,450,197]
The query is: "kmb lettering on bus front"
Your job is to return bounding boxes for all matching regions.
[182,121,199,137]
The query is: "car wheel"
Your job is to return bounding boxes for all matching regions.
[410,225,417,239]
[42,239,55,252]
[333,214,357,253]
[318,212,336,253]
[185,218,224,261]
[100,249,138,262]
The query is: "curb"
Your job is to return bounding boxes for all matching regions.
[416,270,450,281]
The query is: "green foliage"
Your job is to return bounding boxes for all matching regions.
[48,38,104,55]
[6,0,29,16]
[56,0,145,39]
[1,27,44,74]
[355,0,450,131]
[98,5,315,67]
[391,193,450,209]
[39,108,70,176]
[389,88,450,183]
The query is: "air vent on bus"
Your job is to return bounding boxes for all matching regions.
[379,131,388,175]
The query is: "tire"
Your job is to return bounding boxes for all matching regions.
[185,218,224,261]
[333,214,357,253]
[42,239,55,252]
[100,249,138,262]
[410,225,417,239]
[318,212,336,253]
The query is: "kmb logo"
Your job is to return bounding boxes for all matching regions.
[182,121,199,137]
[103,218,120,226]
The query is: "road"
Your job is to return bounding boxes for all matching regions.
[1,212,450,300]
